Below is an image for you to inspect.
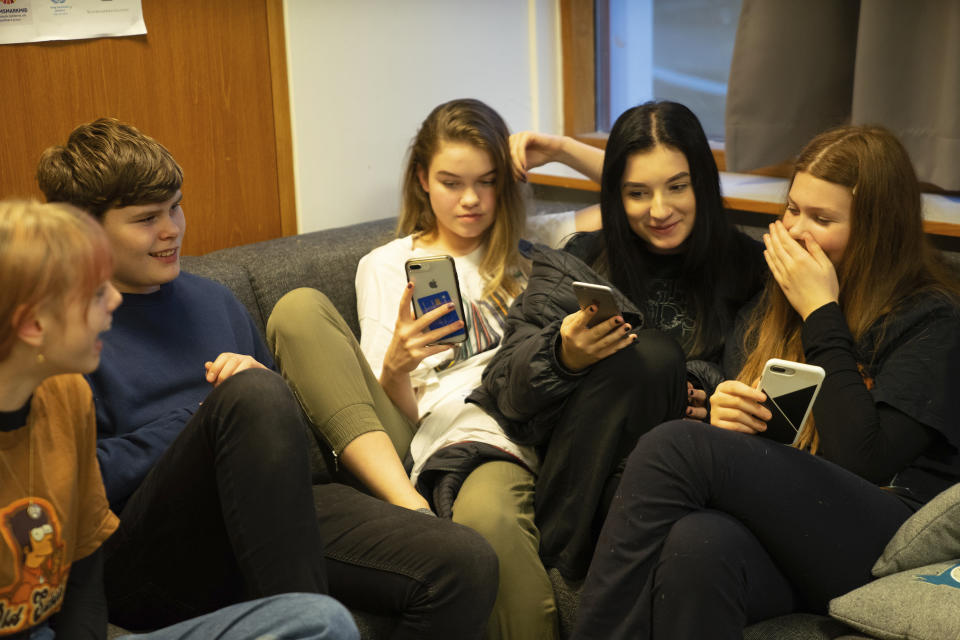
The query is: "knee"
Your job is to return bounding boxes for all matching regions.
[267,287,340,345]
[453,494,532,554]
[587,330,685,389]
[626,419,712,474]
[636,419,709,451]
[430,521,500,604]
[631,329,686,378]
[213,369,307,448]
[262,593,360,638]
[452,466,536,552]
[215,366,289,403]
[654,512,750,600]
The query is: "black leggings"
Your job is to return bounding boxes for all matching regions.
[104,368,498,639]
[572,420,914,640]
[535,329,688,579]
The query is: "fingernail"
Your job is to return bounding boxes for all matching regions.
[615,317,623,325]
[446,303,455,309]
[623,324,631,331]
[686,407,693,416]
[688,388,694,397]
[589,305,597,313]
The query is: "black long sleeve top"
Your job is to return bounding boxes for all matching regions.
[800,297,960,505]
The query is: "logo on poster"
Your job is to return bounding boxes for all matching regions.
[0,0,16,6]
[51,0,66,4]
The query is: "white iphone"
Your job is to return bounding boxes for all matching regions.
[572,281,621,328]
[759,358,826,444]
[404,255,468,345]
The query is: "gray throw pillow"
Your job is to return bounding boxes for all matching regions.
[873,483,960,577]
[830,560,960,640]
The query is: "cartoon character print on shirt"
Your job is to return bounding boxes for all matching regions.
[0,498,67,633]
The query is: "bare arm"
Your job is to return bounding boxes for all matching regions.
[511,132,604,184]
[574,204,602,232]
[378,283,463,423]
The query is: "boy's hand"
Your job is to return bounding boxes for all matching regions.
[204,352,268,387]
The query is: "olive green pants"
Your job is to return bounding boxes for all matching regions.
[267,288,558,640]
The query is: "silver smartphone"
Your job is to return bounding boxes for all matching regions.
[572,281,620,328]
[404,255,468,345]
[759,358,825,444]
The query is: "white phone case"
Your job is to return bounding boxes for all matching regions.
[759,358,826,444]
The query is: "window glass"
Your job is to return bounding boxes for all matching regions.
[597,0,741,141]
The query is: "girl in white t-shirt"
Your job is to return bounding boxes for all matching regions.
[268,98,600,640]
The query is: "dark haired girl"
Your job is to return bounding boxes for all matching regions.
[472,101,766,579]
[572,125,960,639]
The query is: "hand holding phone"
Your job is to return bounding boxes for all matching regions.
[758,358,825,445]
[405,256,468,345]
[560,281,634,371]
[572,281,621,328]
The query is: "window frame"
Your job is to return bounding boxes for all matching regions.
[560,0,730,169]
[554,0,958,235]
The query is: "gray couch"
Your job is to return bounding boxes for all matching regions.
[151,215,875,640]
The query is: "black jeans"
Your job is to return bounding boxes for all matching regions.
[535,329,688,580]
[572,420,915,640]
[104,369,498,639]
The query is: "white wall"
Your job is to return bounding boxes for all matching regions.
[284,0,562,232]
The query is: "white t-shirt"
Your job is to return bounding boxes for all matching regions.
[355,211,578,484]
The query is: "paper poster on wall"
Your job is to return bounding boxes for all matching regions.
[0,0,145,45]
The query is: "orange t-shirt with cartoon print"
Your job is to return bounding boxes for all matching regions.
[0,375,118,635]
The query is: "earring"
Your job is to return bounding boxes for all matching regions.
[36,353,45,364]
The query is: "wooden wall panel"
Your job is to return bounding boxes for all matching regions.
[0,0,294,255]
[560,0,596,136]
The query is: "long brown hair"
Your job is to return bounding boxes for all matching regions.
[399,99,526,299]
[738,125,960,450]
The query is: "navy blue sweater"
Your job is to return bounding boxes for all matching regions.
[86,273,273,509]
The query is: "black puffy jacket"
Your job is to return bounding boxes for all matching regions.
[468,232,761,446]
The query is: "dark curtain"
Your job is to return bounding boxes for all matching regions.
[725,0,960,191]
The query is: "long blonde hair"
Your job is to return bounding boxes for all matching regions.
[738,125,960,451]
[399,99,527,299]
[0,200,112,361]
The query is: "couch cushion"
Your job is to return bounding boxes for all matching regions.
[546,566,861,639]
[873,483,960,577]
[242,218,395,339]
[181,218,395,340]
[830,560,960,640]
[745,614,865,640]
